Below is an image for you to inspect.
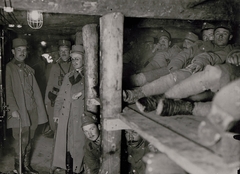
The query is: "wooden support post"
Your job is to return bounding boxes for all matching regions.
[75,31,83,45]
[82,24,99,113]
[99,12,124,174]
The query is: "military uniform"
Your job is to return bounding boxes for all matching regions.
[127,140,150,174]
[84,139,101,174]
[45,41,73,131]
[6,38,48,174]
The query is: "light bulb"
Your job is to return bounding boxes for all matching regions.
[30,10,40,20]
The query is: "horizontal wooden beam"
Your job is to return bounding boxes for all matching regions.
[0,0,236,21]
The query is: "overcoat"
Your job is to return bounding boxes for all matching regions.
[52,70,85,173]
[45,61,73,130]
[6,59,48,128]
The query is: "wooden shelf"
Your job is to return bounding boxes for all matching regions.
[118,105,239,174]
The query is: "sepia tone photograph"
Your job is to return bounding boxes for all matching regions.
[0,0,240,174]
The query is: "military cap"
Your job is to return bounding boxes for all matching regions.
[201,22,215,31]
[157,29,171,40]
[81,112,98,127]
[214,22,232,33]
[70,45,84,56]
[12,38,27,48]
[58,39,71,47]
[184,32,199,42]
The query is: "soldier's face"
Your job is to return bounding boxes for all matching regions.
[158,36,171,50]
[12,46,27,62]
[214,28,232,46]
[83,123,100,141]
[125,130,143,147]
[71,53,84,70]
[59,46,70,61]
[202,29,214,41]
[183,39,194,50]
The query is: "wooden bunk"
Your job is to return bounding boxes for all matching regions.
[83,12,240,174]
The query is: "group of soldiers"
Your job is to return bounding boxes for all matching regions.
[4,20,240,174]
[5,36,163,174]
[123,20,240,171]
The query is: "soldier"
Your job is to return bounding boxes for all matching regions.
[125,130,186,174]
[81,112,101,174]
[130,31,198,87]
[52,45,85,174]
[124,22,234,105]
[6,38,48,174]
[182,31,199,50]
[201,22,215,41]
[123,34,157,88]
[44,39,73,137]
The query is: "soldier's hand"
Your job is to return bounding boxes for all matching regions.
[12,111,20,119]
[227,52,240,66]
[186,63,203,74]
[53,117,59,123]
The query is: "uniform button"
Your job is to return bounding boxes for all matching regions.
[63,106,65,108]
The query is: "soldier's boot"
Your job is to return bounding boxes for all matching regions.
[136,94,163,113]
[198,79,240,146]
[66,152,73,174]
[123,87,145,104]
[156,98,194,116]
[23,140,38,174]
[165,65,222,99]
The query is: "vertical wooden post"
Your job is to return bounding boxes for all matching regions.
[99,12,124,174]
[75,31,83,45]
[82,24,99,113]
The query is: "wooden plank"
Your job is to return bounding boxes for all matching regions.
[82,24,99,113]
[119,106,238,174]
[128,104,205,145]
[0,0,236,20]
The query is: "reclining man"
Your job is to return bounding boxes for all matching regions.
[123,22,234,107]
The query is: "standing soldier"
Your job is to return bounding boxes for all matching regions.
[44,39,73,137]
[6,38,48,174]
[52,45,85,174]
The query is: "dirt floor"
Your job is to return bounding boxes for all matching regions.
[0,124,65,174]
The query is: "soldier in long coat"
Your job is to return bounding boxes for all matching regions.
[52,45,85,174]
[6,38,48,173]
[44,40,73,136]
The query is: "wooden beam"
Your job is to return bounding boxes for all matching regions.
[119,106,238,174]
[0,0,236,21]
[82,24,99,113]
[99,12,123,174]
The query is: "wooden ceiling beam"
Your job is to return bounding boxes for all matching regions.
[0,0,236,21]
